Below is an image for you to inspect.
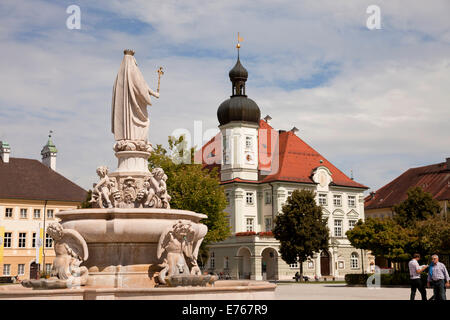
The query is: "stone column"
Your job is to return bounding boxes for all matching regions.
[250,255,263,280]
[234,190,244,232]
[256,191,263,232]
[315,252,321,278]
[234,256,242,279]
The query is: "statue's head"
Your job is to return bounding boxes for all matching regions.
[96,166,108,177]
[112,190,122,201]
[152,168,164,180]
[162,174,168,182]
[172,220,192,239]
[124,176,135,187]
[47,223,63,241]
[136,189,146,201]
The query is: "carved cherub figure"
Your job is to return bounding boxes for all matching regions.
[149,168,171,209]
[160,174,171,209]
[157,221,194,284]
[46,223,89,287]
[91,166,113,208]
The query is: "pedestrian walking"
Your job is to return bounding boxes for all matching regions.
[427,254,450,301]
[409,253,427,300]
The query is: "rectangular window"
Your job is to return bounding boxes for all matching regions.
[246,192,254,205]
[18,233,26,248]
[3,232,12,248]
[333,195,342,207]
[264,217,272,232]
[210,252,215,269]
[348,195,356,207]
[222,136,227,164]
[246,218,254,232]
[32,233,37,248]
[307,261,314,269]
[3,264,11,276]
[47,209,54,219]
[334,220,343,237]
[5,208,13,218]
[245,136,252,149]
[20,208,27,219]
[264,191,272,205]
[45,264,52,275]
[18,264,25,276]
[338,261,345,269]
[45,233,53,248]
[348,220,357,230]
[33,209,41,219]
[318,194,327,206]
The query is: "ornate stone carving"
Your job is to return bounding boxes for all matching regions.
[90,166,114,208]
[89,167,171,209]
[113,140,153,153]
[22,223,89,289]
[156,221,205,285]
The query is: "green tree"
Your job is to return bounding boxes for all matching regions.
[346,217,413,264]
[411,216,450,259]
[148,136,231,265]
[272,189,329,281]
[392,187,441,227]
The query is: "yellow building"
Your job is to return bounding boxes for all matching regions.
[0,138,86,280]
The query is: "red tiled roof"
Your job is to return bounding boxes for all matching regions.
[197,120,368,189]
[0,158,87,202]
[365,161,450,210]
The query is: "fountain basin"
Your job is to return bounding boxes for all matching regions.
[56,208,208,288]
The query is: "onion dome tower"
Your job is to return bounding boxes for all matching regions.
[218,34,260,181]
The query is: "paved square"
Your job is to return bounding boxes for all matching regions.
[275,283,436,300]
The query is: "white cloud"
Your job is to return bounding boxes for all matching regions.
[0,0,449,192]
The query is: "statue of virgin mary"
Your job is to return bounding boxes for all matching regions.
[111,49,159,142]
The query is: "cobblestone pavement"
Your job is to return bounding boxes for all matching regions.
[274,283,437,300]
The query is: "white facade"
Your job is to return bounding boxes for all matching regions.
[207,129,370,280]
[220,121,259,181]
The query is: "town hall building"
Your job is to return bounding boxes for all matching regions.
[198,50,371,280]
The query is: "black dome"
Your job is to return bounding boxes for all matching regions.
[217,96,261,126]
[228,58,248,81]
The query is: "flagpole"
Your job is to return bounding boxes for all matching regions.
[42,200,47,275]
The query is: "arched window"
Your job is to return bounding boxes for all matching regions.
[350,252,359,269]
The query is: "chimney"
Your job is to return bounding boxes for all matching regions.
[290,126,299,134]
[263,115,272,124]
[0,141,10,163]
[41,132,57,171]
[446,157,450,170]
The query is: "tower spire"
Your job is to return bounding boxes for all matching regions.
[236,32,243,59]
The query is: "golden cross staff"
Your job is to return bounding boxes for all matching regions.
[157,66,164,93]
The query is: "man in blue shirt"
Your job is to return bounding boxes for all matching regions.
[427,254,450,301]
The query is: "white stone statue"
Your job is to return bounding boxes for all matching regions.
[22,223,89,289]
[111,49,160,143]
[90,166,114,208]
[156,221,202,284]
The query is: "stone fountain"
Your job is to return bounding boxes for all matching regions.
[0,49,275,300]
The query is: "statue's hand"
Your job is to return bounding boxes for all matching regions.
[151,90,160,98]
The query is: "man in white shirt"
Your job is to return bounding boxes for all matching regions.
[409,253,427,300]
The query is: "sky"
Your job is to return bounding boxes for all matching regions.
[0,0,449,192]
